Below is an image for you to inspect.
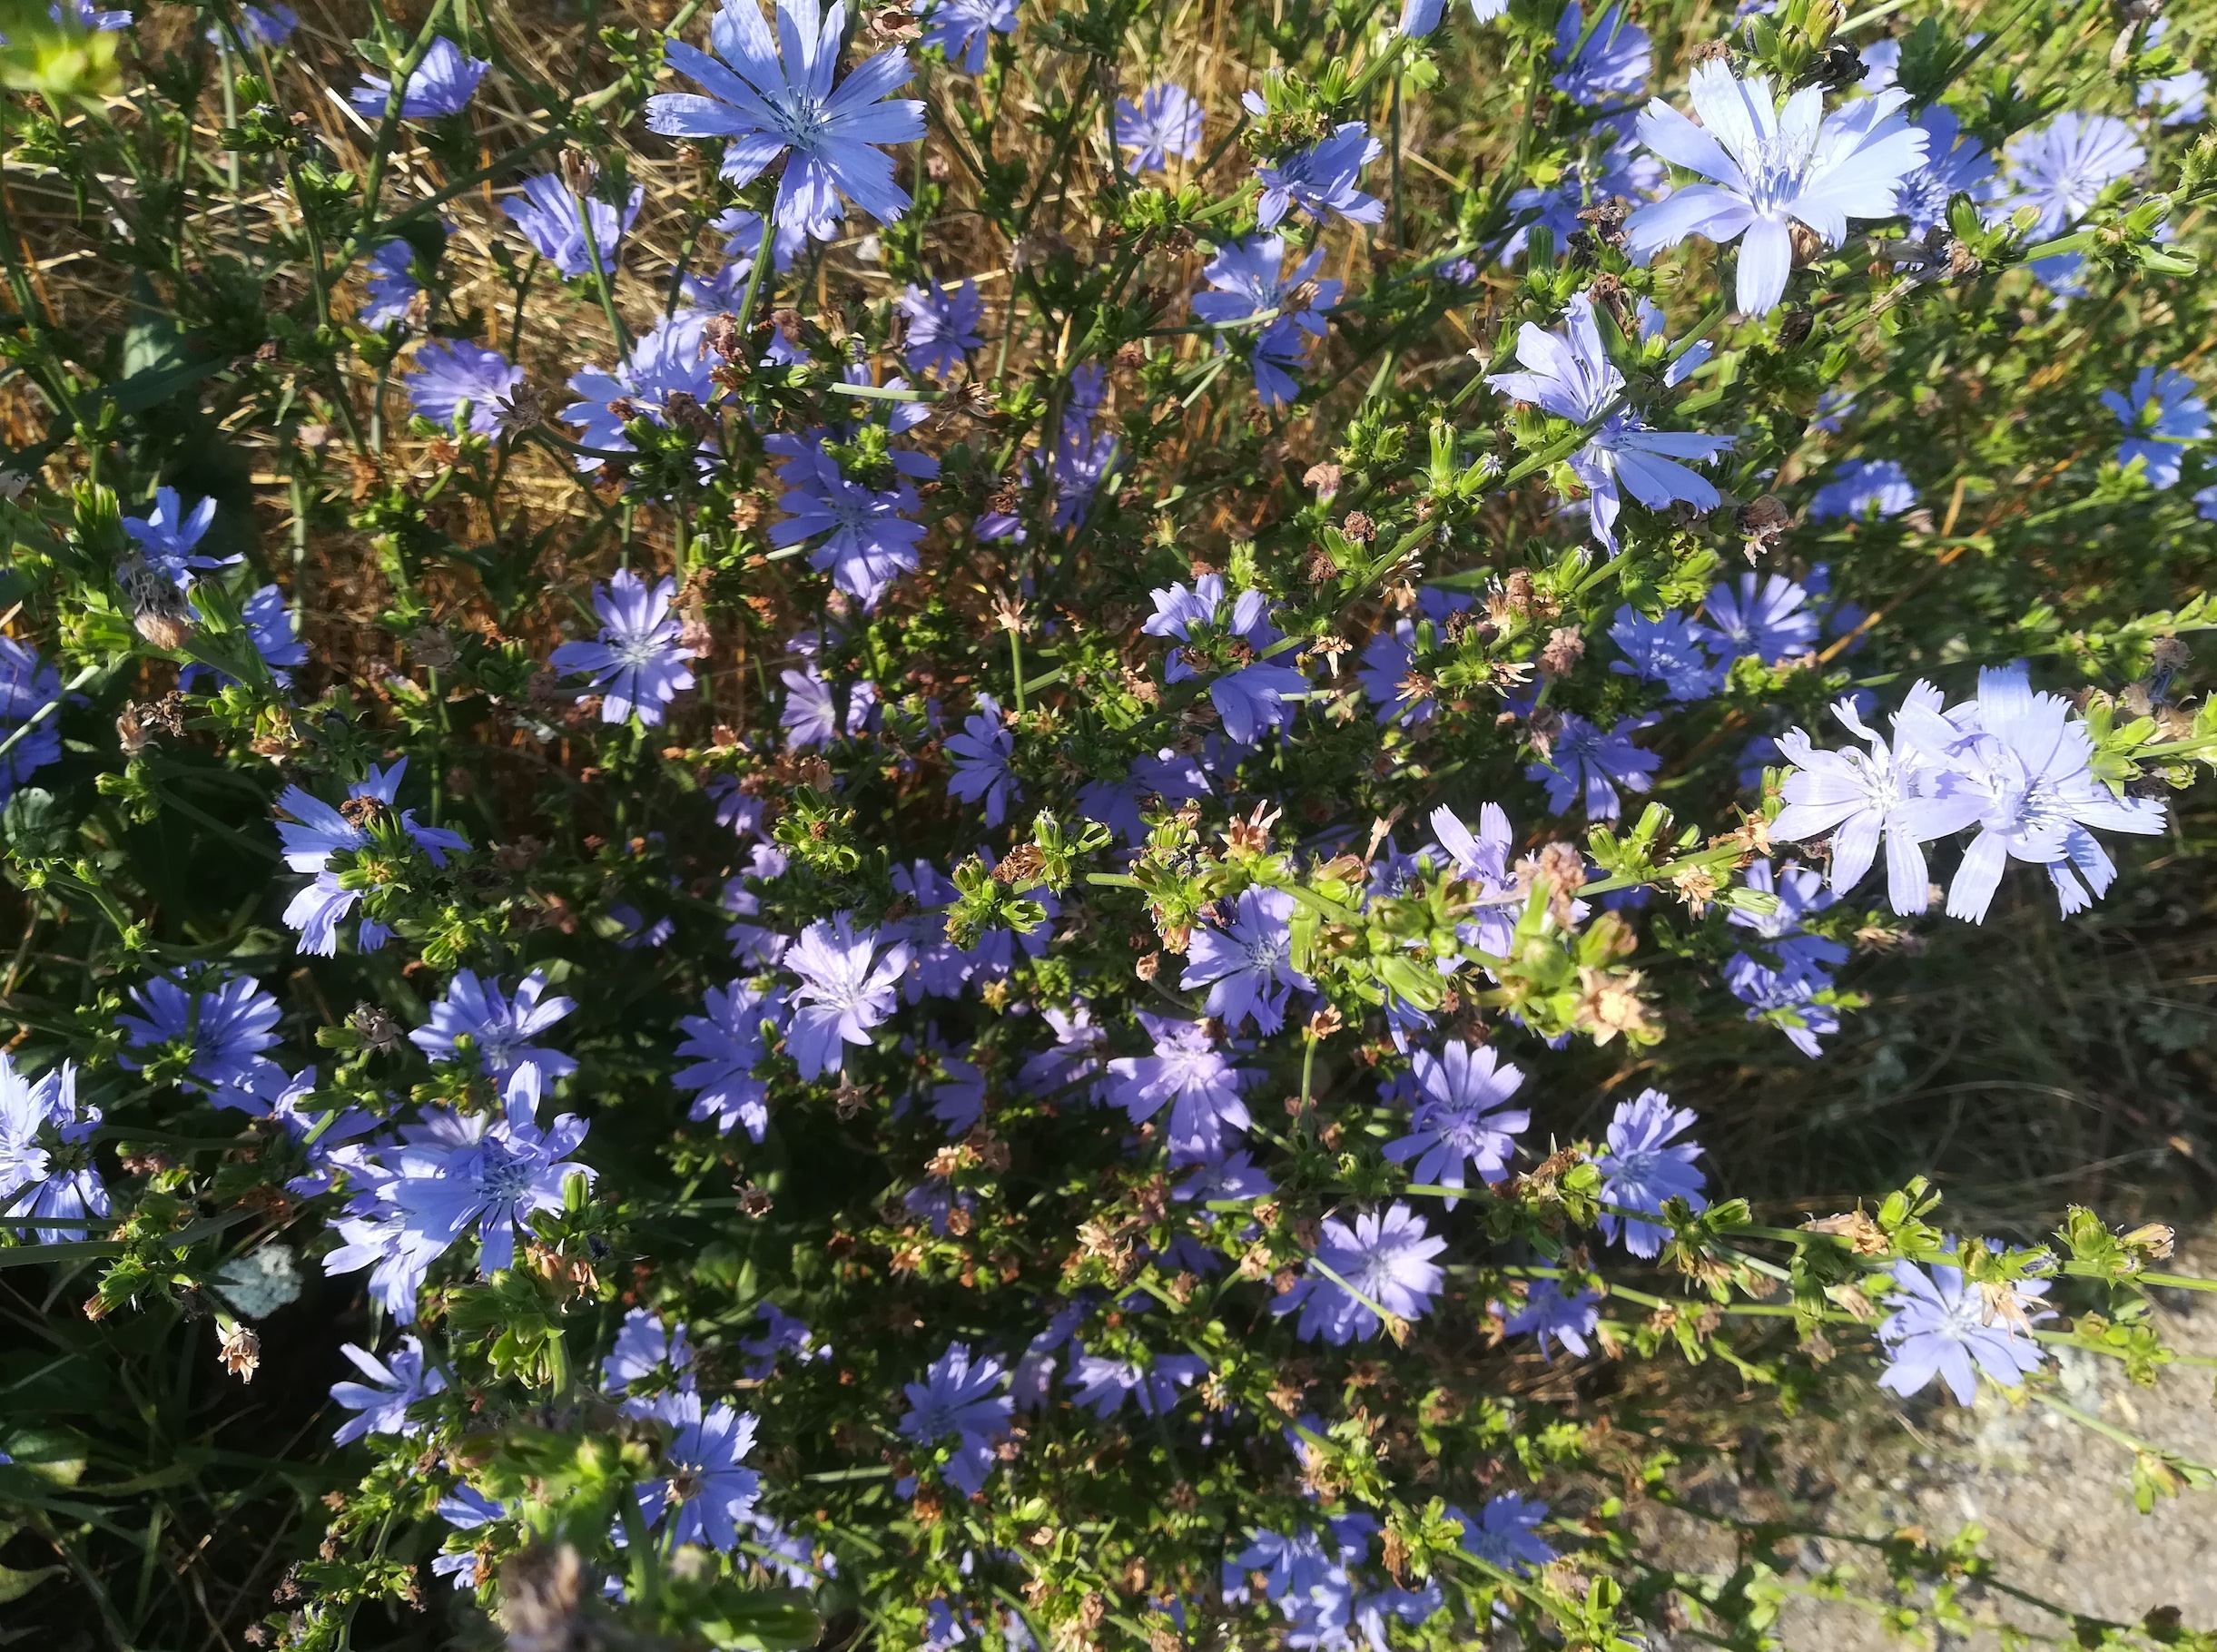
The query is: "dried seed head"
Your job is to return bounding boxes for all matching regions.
[218,1321,261,1382]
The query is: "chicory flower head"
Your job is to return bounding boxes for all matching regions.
[1273,1202,1446,1343]
[408,339,524,438]
[645,0,927,247]
[350,36,489,120]
[1625,63,1927,315]
[913,0,1017,74]
[549,569,699,726]
[500,172,644,280]
[1116,83,1205,173]
[1487,294,1730,554]
[1594,1089,1706,1256]
[409,968,578,1082]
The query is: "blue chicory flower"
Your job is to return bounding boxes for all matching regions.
[1768,685,1985,915]
[1699,572,1818,664]
[636,1391,762,1550]
[1809,457,1916,521]
[1877,1255,2051,1403]
[115,972,289,1110]
[675,981,788,1140]
[1524,711,1660,821]
[1246,99,1384,229]
[2099,367,2208,488]
[330,1337,447,1444]
[1625,63,1928,315]
[1273,1202,1447,1343]
[123,487,238,588]
[1068,1347,1208,1418]
[898,279,985,377]
[913,0,1017,74]
[1452,1492,1557,1573]
[0,1054,105,1244]
[274,758,470,955]
[1487,294,1730,554]
[645,0,927,248]
[0,638,63,803]
[360,239,425,329]
[603,1307,697,1395]
[899,1341,1012,1496]
[784,913,911,1079]
[408,339,523,438]
[1938,664,2167,921]
[1501,1280,1601,1360]
[945,693,1021,827]
[1610,605,1723,700]
[549,569,699,726]
[1115,83,1205,173]
[500,172,644,280]
[1552,2,1650,107]
[1896,103,1995,237]
[1384,1041,1530,1205]
[1594,1088,1707,1255]
[1191,235,1340,408]
[350,36,489,120]
[1105,1012,1256,1166]
[410,968,577,1082]
[1180,887,1314,1036]
[563,310,724,469]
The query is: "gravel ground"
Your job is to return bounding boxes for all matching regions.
[1633,1264,2217,1647]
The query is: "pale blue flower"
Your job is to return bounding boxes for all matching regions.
[675,981,788,1139]
[360,240,424,329]
[409,968,577,1082]
[1452,1492,1556,1573]
[116,972,288,1109]
[1699,572,1818,664]
[123,487,237,588]
[1611,605,1723,700]
[645,0,927,246]
[549,569,698,725]
[636,1391,762,1550]
[1116,83,1204,173]
[350,36,489,119]
[1877,1255,2051,1404]
[1105,1012,1256,1166]
[1384,1041,1529,1205]
[1594,1088,1705,1255]
[1487,294,1730,553]
[945,693,1020,826]
[783,913,910,1079]
[1273,1202,1446,1343]
[1525,711,1660,821]
[1938,664,2167,921]
[1246,99,1384,230]
[0,1054,104,1244]
[1181,888,1312,1036]
[500,173,644,280]
[1552,2,1650,107]
[330,1337,446,1444]
[562,310,723,470]
[409,339,523,437]
[898,280,985,376]
[1996,113,2143,240]
[914,0,1016,74]
[900,1342,1011,1496]
[1501,1280,1600,1359]
[2100,367,2208,488]
[1626,64,1927,314]
[0,638,63,802]
[1896,104,1995,238]
[1809,457,1916,521]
